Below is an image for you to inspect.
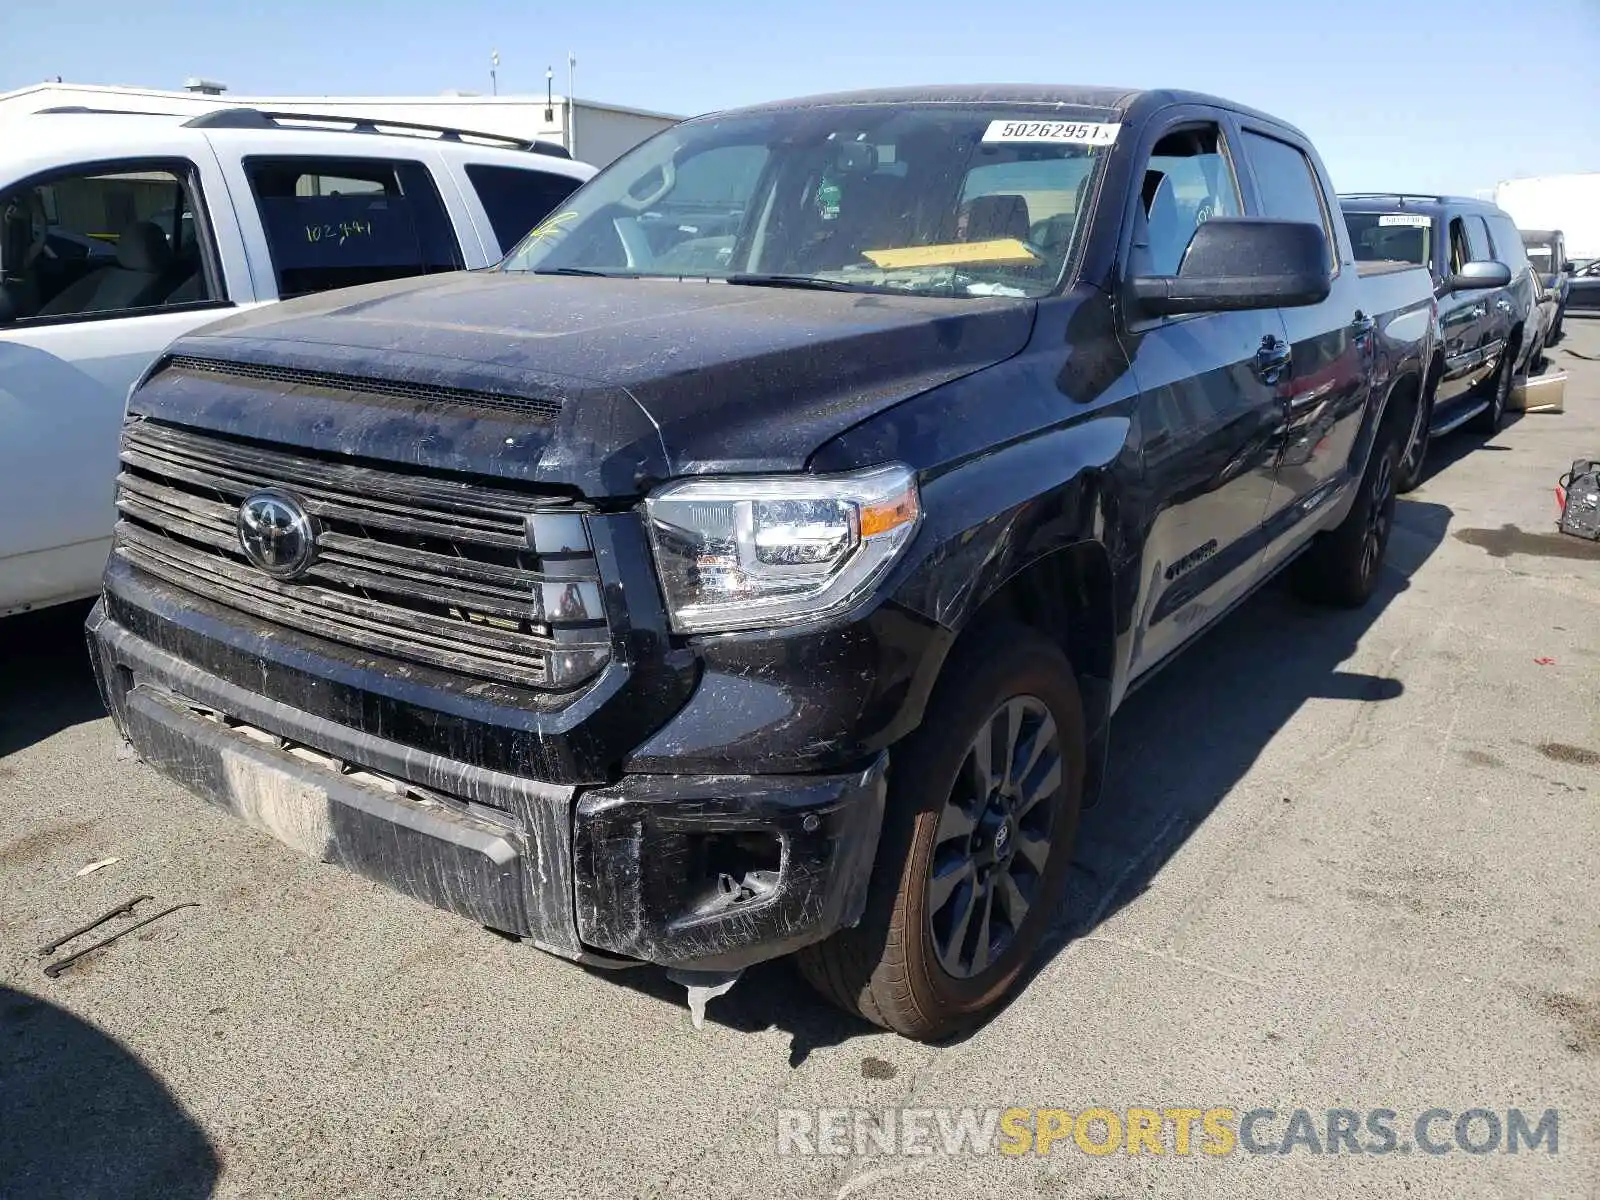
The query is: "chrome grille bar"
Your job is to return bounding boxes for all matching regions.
[112,419,609,690]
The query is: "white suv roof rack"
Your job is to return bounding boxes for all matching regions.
[33,104,572,159]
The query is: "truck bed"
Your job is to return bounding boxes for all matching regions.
[1355,258,1425,278]
[1354,261,1436,332]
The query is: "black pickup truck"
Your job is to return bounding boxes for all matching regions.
[1341,194,1537,491]
[89,86,1435,1040]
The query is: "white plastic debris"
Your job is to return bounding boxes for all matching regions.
[665,968,742,1030]
[75,857,120,877]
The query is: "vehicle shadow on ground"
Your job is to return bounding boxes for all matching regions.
[0,984,220,1198]
[607,497,1455,1064]
[1413,424,1515,489]
[1042,496,1452,954]
[0,600,105,758]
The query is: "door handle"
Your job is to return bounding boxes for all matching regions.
[1495,299,1513,313]
[1471,305,1486,318]
[1255,336,1292,386]
[1350,311,1376,336]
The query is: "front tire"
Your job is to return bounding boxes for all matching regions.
[1394,379,1433,495]
[1470,348,1513,435]
[797,622,1085,1040]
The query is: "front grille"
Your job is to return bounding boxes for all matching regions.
[112,419,610,691]
[162,355,563,422]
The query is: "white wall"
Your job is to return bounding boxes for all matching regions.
[1495,174,1600,261]
[572,106,675,167]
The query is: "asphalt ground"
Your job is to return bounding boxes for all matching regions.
[3,322,1599,1199]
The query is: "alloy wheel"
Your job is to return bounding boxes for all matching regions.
[926,696,1062,979]
[1360,448,1394,584]
[1493,358,1512,424]
[1400,418,1427,484]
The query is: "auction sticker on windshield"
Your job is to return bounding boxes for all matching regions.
[1378,214,1432,227]
[982,120,1120,146]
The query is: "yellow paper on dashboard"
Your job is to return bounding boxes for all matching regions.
[862,239,1040,269]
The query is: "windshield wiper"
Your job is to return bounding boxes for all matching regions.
[529,266,639,278]
[724,273,862,293]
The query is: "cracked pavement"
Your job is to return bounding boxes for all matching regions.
[3,325,1599,1199]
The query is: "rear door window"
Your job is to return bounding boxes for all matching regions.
[244,157,462,299]
[463,164,584,253]
[1241,132,1331,240]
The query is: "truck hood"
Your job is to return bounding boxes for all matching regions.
[140,272,1036,496]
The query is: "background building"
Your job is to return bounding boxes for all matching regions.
[1495,173,1600,261]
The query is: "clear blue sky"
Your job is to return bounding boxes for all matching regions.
[3,0,1596,195]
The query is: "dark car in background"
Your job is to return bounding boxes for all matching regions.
[1521,228,1569,340]
[1569,257,1600,315]
[1341,194,1538,491]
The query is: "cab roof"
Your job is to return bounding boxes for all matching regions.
[701,84,1302,136]
[1338,193,1509,220]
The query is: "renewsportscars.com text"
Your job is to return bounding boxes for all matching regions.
[777,1106,1560,1158]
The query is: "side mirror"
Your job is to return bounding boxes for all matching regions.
[1562,261,1577,274]
[1132,217,1331,316]
[1448,259,1512,290]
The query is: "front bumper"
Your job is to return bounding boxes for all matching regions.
[88,600,887,971]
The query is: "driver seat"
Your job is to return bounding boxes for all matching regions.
[1133,170,1191,276]
[0,191,49,318]
[38,220,173,317]
[957,194,1031,243]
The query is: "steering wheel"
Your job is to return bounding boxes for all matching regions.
[619,158,677,213]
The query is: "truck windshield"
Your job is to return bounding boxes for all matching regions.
[1344,211,1433,268]
[500,104,1116,298]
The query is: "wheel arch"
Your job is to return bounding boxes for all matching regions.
[930,540,1118,807]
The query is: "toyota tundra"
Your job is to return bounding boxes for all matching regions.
[88,86,1436,1039]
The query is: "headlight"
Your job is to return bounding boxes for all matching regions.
[644,464,921,634]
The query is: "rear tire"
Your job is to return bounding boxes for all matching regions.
[1291,419,1400,608]
[797,621,1085,1040]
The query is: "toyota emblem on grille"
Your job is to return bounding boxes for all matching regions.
[237,488,316,580]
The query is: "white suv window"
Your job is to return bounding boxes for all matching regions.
[0,164,215,322]
[463,164,583,252]
[243,156,464,299]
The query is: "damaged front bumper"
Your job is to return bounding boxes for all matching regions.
[87,599,887,972]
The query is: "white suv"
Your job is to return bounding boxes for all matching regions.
[0,105,594,616]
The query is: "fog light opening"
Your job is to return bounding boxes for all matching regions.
[691,831,782,915]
